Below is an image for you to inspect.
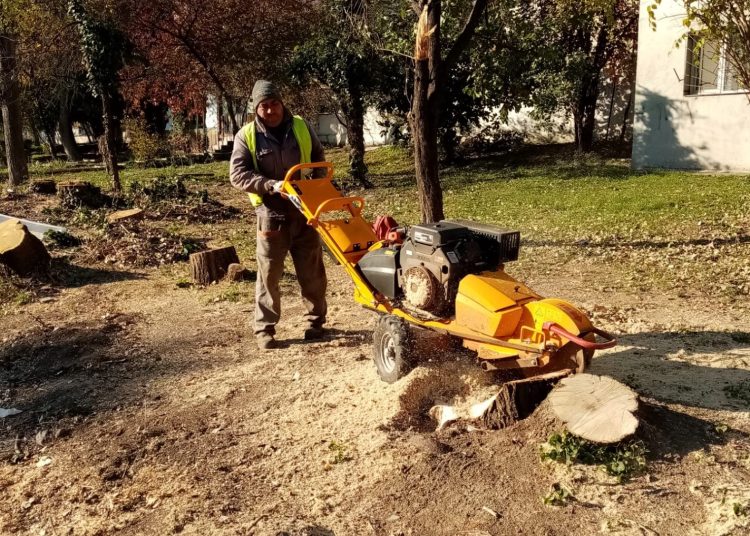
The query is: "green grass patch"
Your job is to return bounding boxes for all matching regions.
[540,432,648,482]
[353,145,750,245]
[21,144,750,246]
[27,160,230,192]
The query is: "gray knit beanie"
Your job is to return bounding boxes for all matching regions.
[252,80,282,111]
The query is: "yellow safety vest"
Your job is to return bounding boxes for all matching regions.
[245,116,313,207]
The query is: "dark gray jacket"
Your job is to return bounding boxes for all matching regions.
[229,110,325,220]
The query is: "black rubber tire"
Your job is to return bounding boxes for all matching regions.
[372,315,414,383]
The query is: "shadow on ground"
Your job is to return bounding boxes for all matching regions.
[590,330,750,411]
[636,401,733,461]
[0,316,216,457]
[51,259,146,288]
[273,327,372,348]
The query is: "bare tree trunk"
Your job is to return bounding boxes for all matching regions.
[225,94,239,134]
[410,66,443,223]
[59,101,82,162]
[575,23,609,153]
[46,131,59,159]
[0,34,29,187]
[342,85,373,189]
[605,79,617,141]
[411,1,444,224]
[576,89,598,152]
[101,92,121,192]
[409,0,486,223]
[217,96,223,140]
[619,90,633,143]
[439,127,458,165]
[29,122,41,146]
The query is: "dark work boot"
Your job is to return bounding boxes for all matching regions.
[303,326,325,341]
[256,332,278,350]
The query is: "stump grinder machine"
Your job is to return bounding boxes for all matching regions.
[273,162,617,383]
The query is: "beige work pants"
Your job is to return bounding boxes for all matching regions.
[254,215,327,335]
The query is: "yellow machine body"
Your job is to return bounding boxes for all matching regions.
[276,162,610,374]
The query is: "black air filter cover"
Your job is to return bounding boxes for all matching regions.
[443,219,521,263]
[408,221,471,247]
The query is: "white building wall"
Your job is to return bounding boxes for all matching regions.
[317,108,391,146]
[632,0,750,170]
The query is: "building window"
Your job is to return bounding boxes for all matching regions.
[684,35,743,95]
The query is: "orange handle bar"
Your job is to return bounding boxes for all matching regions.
[310,196,365,222]
[281,161,334,186]
[543,322,618,350]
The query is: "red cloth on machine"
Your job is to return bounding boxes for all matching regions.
[372,215,398,241]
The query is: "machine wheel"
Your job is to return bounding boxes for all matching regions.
[373,315,414,383]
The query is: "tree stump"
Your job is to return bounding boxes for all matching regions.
[190,246,240,285]
[548,373,639,443]
[478,370,570,429]
[0,219,51,276]
[58,181,107,209]
[29,179,57,195]
[226,263,249,282]
[106,208,144,224]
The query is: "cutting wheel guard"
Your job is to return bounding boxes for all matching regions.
[543,322,617,350]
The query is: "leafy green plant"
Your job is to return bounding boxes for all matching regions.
[328,441,351,464]
[128,176,187,203]
[179,239,202,260]
[542,483,574,506]
[540,432,647,482]
[43,230,81,248]
[72,208,108,229]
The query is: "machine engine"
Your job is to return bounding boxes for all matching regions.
[358,220,520,315]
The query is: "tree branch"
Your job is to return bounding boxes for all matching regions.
[441,0,488,84]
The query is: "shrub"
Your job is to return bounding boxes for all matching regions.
[124,116,167,163]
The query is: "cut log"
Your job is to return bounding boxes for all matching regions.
[190,246,240,285]
[107,208,144,224]
[548,373,638,444]
[479,370,570,429]
[0,219,51,276]
[58,181,107,209]
[29,179,57,195]
[226,263,249,282]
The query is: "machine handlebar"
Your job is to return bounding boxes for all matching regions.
[281,162,334,187]
[543,322,618,350]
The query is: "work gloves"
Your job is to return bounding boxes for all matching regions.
[268,180,302,211]
[269,180,285,194]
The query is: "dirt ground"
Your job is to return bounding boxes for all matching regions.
[1,184,750,536]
